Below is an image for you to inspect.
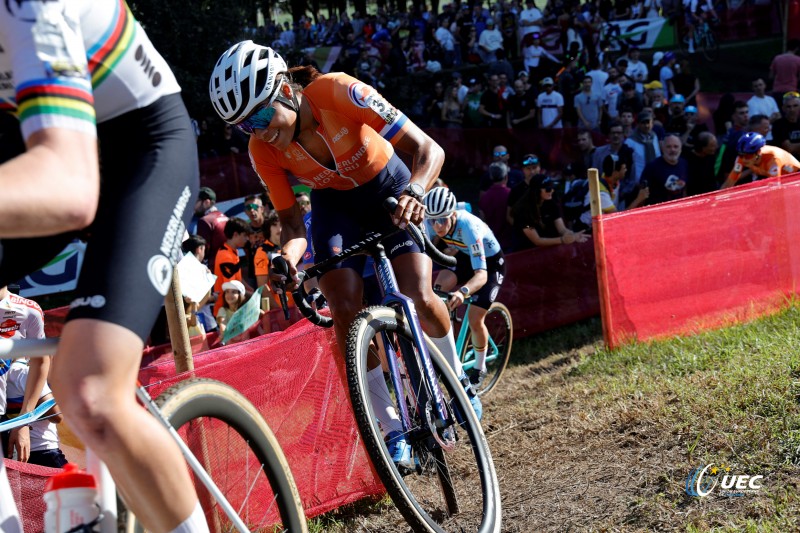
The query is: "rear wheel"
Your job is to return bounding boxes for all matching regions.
[346,306,501,533]
[126,378,307,533]
[460,302,513,396]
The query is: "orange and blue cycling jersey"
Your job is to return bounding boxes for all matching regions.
[729,145,800,183]
[248,73,411,211]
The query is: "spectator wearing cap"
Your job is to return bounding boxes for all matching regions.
[194,187,230,271]
[215,280,247,340]
[685,131,720,195]
[683,104,709,149]
[624,46,648,94]
[478,17,504,63]
[643,80,666,112]
[537,77,564,129]
[577,153,648,232]
[506,153,542,226]
[479,162,513,251]
[618,82,644,116]
[769,39,800,99]
[478,73,507,128]
[575,75,603,131]
[640,134,689,205]
[511,174,588,251]
[625,110,661,189]
[520,32,559,83]
[463,77,485,128]
[772,93,800,158]
[664,94,687,137]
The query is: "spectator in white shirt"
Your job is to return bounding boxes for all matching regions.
[624,46,649,94]
[746,78,781,140]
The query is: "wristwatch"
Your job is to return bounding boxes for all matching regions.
[404,182,426,201]
[459,286,471,298]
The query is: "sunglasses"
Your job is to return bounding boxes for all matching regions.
[783,91,800,100]
[431,217,450,226]
[543,186,554,192]
[522,157,539,166]
[236,105,276,135]
[245,203,262,210]
[297,200,311,207]
[493,151,508,157]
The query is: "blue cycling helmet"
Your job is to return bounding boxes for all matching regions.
[737,132,766,154]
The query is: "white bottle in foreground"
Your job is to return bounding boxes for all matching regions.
[43,463,99,533]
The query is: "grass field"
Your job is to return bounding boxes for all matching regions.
[310,305,800,531]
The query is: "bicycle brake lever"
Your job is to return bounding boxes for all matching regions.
[270,256,291,321]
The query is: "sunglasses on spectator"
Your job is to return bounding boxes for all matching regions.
[493,151,508,157]
[783,91,800,101]
[236,104,276,135]
[543,186,554,193]
[245,203,262,210]
[431,217,450,226]
[522,156,539,166]
[297,200,311,206]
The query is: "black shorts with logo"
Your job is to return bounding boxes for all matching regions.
[453,251,506,310]
[0,93,198,341]
[310,153,423,276]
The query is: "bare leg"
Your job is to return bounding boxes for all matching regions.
[50,319,201,532]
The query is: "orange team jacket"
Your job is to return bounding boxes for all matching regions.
[248,73,411,211]
[729,145,800,183]
[213,243,242,315]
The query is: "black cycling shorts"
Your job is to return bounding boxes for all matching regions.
[310,153,423,276]
[0,93,198,341]
[453,251,506,310]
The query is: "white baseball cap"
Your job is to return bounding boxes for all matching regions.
[221,280,245,296]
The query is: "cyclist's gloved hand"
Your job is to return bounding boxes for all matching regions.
[394,194,426,229]
[270,254,301,294]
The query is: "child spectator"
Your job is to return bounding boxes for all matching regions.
[215,280,246,338]
[212,218,252,315]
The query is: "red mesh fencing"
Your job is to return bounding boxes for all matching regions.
[596,174,800,348]
[499,241,599,338]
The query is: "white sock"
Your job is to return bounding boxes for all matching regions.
[430,328,464,378]
[0,452,23,533]
[169,501,209,533]
[474,346,488,373]
[368,366,403,435]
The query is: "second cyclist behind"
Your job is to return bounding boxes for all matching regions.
[424,188,506,387]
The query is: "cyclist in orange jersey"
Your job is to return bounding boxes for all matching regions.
[721,132,800,189]
[209,43,482,462]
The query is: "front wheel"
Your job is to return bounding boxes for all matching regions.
[126,378,307,533]
[460,302,513,397]
[346,306,501,533]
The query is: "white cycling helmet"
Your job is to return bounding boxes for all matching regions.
[424,187,457,218]
[209,41,287,124]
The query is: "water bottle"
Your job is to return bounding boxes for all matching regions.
[43,463,99,533]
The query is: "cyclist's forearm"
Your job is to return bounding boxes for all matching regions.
[463,269,488,295]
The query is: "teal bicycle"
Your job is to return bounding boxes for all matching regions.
[434,289,513,397]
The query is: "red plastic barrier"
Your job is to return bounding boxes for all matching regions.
[499,241,599,338]
[597,174,800,347]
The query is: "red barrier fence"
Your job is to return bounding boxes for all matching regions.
[595,173,800,348]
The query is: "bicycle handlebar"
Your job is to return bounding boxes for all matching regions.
[273,195,457,328]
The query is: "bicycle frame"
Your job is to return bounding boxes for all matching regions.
[439,295,500,371]
[293,228,455,446]
[0,337,250,533]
